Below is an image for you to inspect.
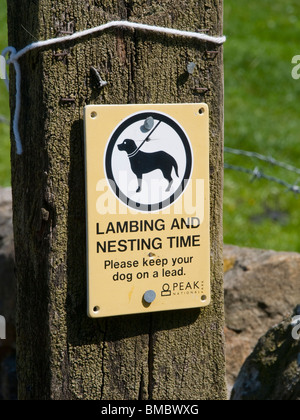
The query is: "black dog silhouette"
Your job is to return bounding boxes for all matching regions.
[118,139,179,193]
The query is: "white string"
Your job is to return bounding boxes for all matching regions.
[2,46,23,155]
[1,20,226,155]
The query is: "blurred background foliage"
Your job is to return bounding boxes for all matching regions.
[223,0,300,251]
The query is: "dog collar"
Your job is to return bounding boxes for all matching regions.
[128,148,140,159]
[128,149,140,159]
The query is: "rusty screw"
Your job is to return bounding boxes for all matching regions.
[206,50,220,58]
[194,87,209,94]
[53,50,70,58]
[60,97,76,104]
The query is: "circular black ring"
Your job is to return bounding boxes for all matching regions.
[105,112,193,212]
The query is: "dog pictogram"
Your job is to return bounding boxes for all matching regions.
[105,111,193,212]
[118,138,179,193]
[118,119,179,193]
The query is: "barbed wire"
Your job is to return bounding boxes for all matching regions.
[224,147,300,176]
[225,146,300,194]
[224,163,300,194]
[0,119,299,196]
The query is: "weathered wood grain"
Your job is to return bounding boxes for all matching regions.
[7,0,226,400]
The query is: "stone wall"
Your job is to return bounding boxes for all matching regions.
[224,245,300,394]
[231,307,300,400]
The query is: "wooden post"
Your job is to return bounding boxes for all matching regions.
[7,0,226,400]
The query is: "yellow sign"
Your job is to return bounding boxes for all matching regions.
[84,104,210,318]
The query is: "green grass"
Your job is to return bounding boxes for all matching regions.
[224,0,300,252]
[0,0,300,251]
